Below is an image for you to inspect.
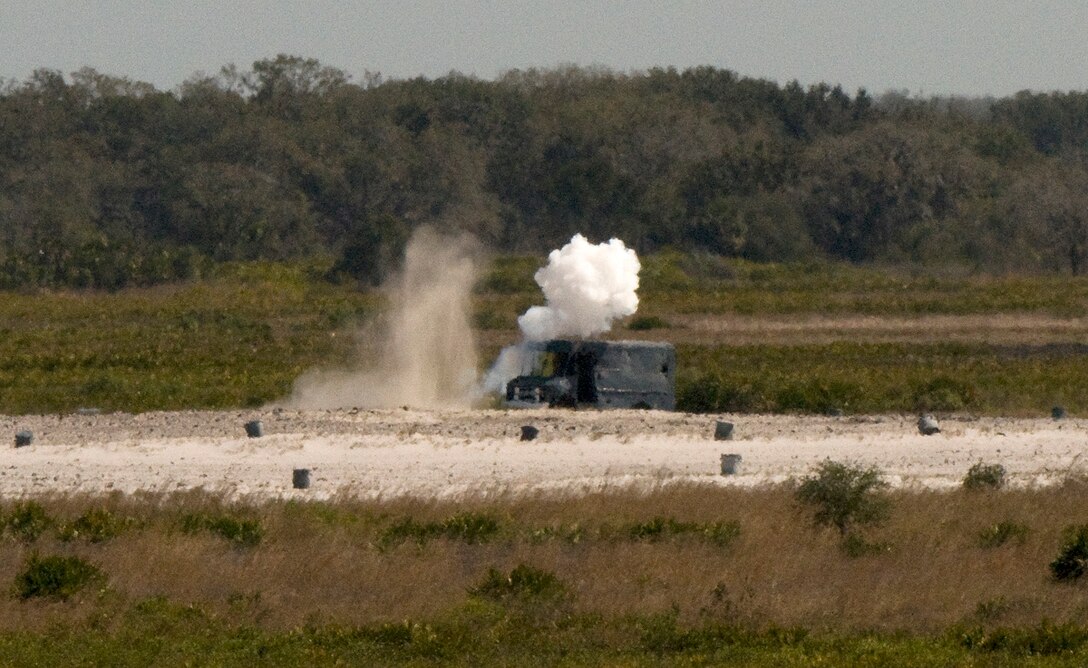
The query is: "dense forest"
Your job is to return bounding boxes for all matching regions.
[3,55,1088,289]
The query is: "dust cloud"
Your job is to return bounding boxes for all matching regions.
[283,227,480,409]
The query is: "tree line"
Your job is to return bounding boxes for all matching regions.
[2,55,1088,289]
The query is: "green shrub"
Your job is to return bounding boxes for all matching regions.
[795,460,890,536]
[470,564,566,601]
[14,554,103,600]
[180,513,263,547]
[701,521,743,547]
[978,521,1029,548]
[378,517,432,547]
[3,501,52,542]
[1050,525,1088,581]
[58,508,132,543]
[622,517,741,547]
[475,257,538,294]
[358,621,416,647]
[439,512,500,544]
[912,376,976,411]
[676,373,723,413]
[963,462,1006,491]
[775,380,862,415]
[637,611,701,654]
[378,512,501,548]
[627,315,670,331]
[527,523,586,545]
[472,308,512,330]
[841,533,892,558]
[626,517,680,542]
[957,621,1088,655]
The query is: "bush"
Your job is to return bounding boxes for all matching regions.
[912,376,976,411]
[627,315,670,331]
[775,380,862,415]
[957,621,1088,655]
[963,462,1006,491]
[637,611,700,654]
[676,373,723,413]
[472,308,512,330]
[841,533,892,558]
[978,521,1029,548]
[622,517,741,547]
[180,513,263,547]
[440,512,501,544]
[470,564,566,601]
[795,460,890,536]
[701,521,743,547]
[3,501,52,543]
[378,512,501,548]
[14,554,103,600]
[626,517,680,542]
[58,508,132,543]
[378,517,432,548]
[1050,525,1088,581]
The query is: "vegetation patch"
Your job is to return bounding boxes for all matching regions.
[13,554,103,601]
[913,376,977,412]
[2,502,52,543]
[795,460,891,538]
[470,564,567,602]
[621,517,741,547]
[676,342,1088,415]
[57,508,136,543]
[957,622,1088,656]
[977,521,1029,549]
[963,462,1008,491]
[180,513,263,547]
[378,512,501,548]
[1051,525,1088,581]
[627,315,670,331]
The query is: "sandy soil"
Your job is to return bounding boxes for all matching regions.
[3,409,1084,500]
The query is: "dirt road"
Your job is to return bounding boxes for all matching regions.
[3,409,1083,499]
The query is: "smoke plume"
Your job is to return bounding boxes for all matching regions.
[481,234,640,395]
[517,234,640,341]
[284,227,480,409]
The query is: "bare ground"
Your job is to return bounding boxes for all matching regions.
[2,409,1083,499]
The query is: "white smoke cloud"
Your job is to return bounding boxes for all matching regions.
[517,234,640,341]
[480,233,640,396]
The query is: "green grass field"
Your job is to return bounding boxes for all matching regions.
[2,255,1086,415]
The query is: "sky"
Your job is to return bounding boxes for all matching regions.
[2,1,1087,98]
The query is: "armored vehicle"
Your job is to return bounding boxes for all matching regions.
[505,340,675,410]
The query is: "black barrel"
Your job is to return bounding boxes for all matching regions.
[292,468,311,489]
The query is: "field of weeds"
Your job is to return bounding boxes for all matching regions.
[3,255,1088,415]
[4,481,1088,664]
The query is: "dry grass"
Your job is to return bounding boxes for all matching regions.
[4,482,1088,636]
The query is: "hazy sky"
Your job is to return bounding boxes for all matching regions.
[2,1,1086,97]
